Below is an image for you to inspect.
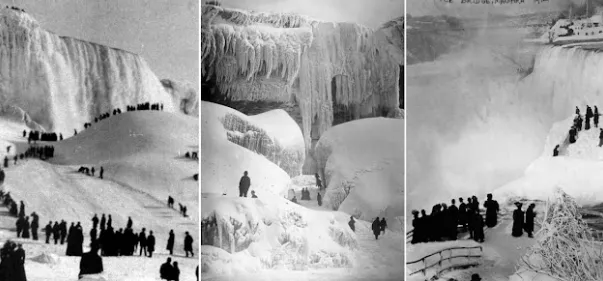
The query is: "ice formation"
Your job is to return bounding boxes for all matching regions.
[201,4,401,151]
[161,79,199,116]
[314,118,404,227]
[0,9,194,134]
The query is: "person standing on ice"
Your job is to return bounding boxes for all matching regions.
[52,221,60,244]
[484,194,499,228]
[15,243,26,281]
[315,173,322,190]
[147,231,156,258]
[6,146,10,154]
[100,214,106,231]
[91,167,95,176]
[524,203,536,238]
[60,220,67,244]
[512,202,524,237]
[576,106,580,116]
[411,211,421,243]
[160,257,174,280]
[15,216,23,238]
[18,201,24,218]
[172,261,180,281]
[569,126,577,143]
[472,211,485,243]
[239,171,251,197]
[553,145,560,156]
[4,156,8,168]
[44,221,52,244]
[448,199,459,239]
[99,166,104,179]
[127,216,133,229]
[184,231,194,257]
[595,106,600,128]
[317,192,322,206]
[78,243,103,279]
[458,198,467,230]
[166,230,175,255]
[30,212,39,240]
[92,214,99,230]
[348,216,356,232]
[22,130,26,138]
[371,217,381,240]
[139,228,147,256]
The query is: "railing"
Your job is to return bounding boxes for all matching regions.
[406,225,468,244]
[406,246,483,277]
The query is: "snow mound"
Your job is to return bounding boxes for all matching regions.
[314,118,404,228]
[31,253,60,265]
[201,101,305,177]
[201,192,357,276]
[201,102,293,196]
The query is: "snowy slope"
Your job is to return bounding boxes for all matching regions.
[314,118,404,229]
[201,103,292,196]
[0,111,199,280]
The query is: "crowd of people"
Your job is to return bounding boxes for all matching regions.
[184,152,198,160]
[371,217,388,239]
[5,5,25,12]
[512,202,537,238]
[3,145,55,168]
[411,194,500,244]
[25,130,62,143]
[0,241,26,280]
[126,102,164,112]
[77,166,104,179]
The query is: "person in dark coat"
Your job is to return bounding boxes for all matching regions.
[570,127,577,144]
[99,167,104,179]
[147,231,156,258]
[172,261,180,281]
[78,243,103,279]
[512,202,524,237]
[411,210,420,244]
[60,220,67,244]
[52,222,60,244]
[14,243,26,281]
[317,192,322,206]
[139,228,147,256]
[595,106,600,128]
[107,215,112,229]
[15,216,23,238]
[348,216,356,232]
[473,211,485,243]
[21,217,30,239]
[484,194,500,228]
[18,201,25,218]
[92,214,99,229]
[553,145,560,156]
[160,257,173,280]
[45,221,52,244]
[239,171,251,197]
[127,217,133,229]
[525,203,536,238]
[371,217,381,240]
[576,106,580,116]
[458,198,467,230]
[100,214,106,231]
[448,199,459,239]
[380,218,387,234]
[419,210,428,242]
[184,231,194,257]
[166,230,175,255]
[31,212,39,240]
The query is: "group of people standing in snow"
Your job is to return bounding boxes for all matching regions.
[77,166,104,179]
[511,202,537,238]
[126,102,164,112]
[25,130,62,143]
[371,217,388,239]
[167,196,189,218]
[554,105,601,157]
[3,144,55,168]
[411,194,500,244]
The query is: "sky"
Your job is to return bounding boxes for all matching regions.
[1,0,199,92]
[213,0,404,29]
[407,0,583,18]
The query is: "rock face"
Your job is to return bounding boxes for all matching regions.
[201,4,402,152]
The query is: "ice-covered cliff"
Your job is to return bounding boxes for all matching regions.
[201,4,401,151]
[0,8,195,133]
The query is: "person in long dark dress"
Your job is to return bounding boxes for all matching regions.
[458,198,467,229]
[525,203,536,238]
[411,210,421,244]
[473,211,485,243]
[512,202,524,237]
[448,199,459,240]
[166,230,175,255]
[484,194,499,228]
[553,145,560,156]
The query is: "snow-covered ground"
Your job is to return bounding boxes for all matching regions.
[0,110,199,280]
[201,102,403,280]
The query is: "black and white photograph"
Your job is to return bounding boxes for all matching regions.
[0,1,199,280]
[406,0,603,280]
[200,0,404,280]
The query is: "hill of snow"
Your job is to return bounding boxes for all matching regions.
[0,110,199,280]
[314,117,404,230]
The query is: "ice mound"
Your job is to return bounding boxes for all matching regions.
[314,117,404,228]
[201,192,358,276]
[31,253,60,265]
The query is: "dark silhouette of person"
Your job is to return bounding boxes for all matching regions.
[291,196,298,204]
[147,231,156,258]
[473,211,485,243]
[3,156,7,168]
[317,192,322,206]
[99,167,104,179]
[100,214,106,231]
[600,129,603,147]
[577,115,583,131]
[60,133,63,141]
[484,194,500,228]
[127,217,133,229]
[60,220,67,244]
[44,221,52,244]
[78,243,103,279]
[92,214,99,229]
[448,199,459,239]
[172,261,180,281]
[90,227,97,244]
[14,243,26,281]
[251,190,258,198]
[19,201,24,218]
[348,216,355,232]
[411,211,421,244]
[466,205,474,239]
[139,228,147,256]
[380,218,387,234]
[22,130,26,138]
[239,171,251,197]
[371,217,381,240]
[15,216,23,238]
[167,230,175,255]
[512,202,524,237]
[471,273,482,281]
[196,265,199,281]
[160,257,174,280]
[52,222,60,244]
[184,231,194,257]
[458,197,467,229]
[6,146,10,153]
[74,129,77,136]
[525,203,536,238]
[315,173,322,190]
[569,126,577,143]
[553,145,560,156]
[107,215,112,229]
[30,213,38,240]
[576,106,580,116]
[167,196,174,208]
[596,106,600,128]
[91,167,95,176]
[0,169,4,185]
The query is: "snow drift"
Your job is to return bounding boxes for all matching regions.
[314,118,404,229]
[201,102,292,196]
[201,4,401,150]
[0,8,195,134]
[407,41,603,212]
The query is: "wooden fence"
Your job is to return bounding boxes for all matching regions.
[406,246,483,277]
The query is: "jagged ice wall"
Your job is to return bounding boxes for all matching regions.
[0,9,195,134]
[201,5,401,151]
